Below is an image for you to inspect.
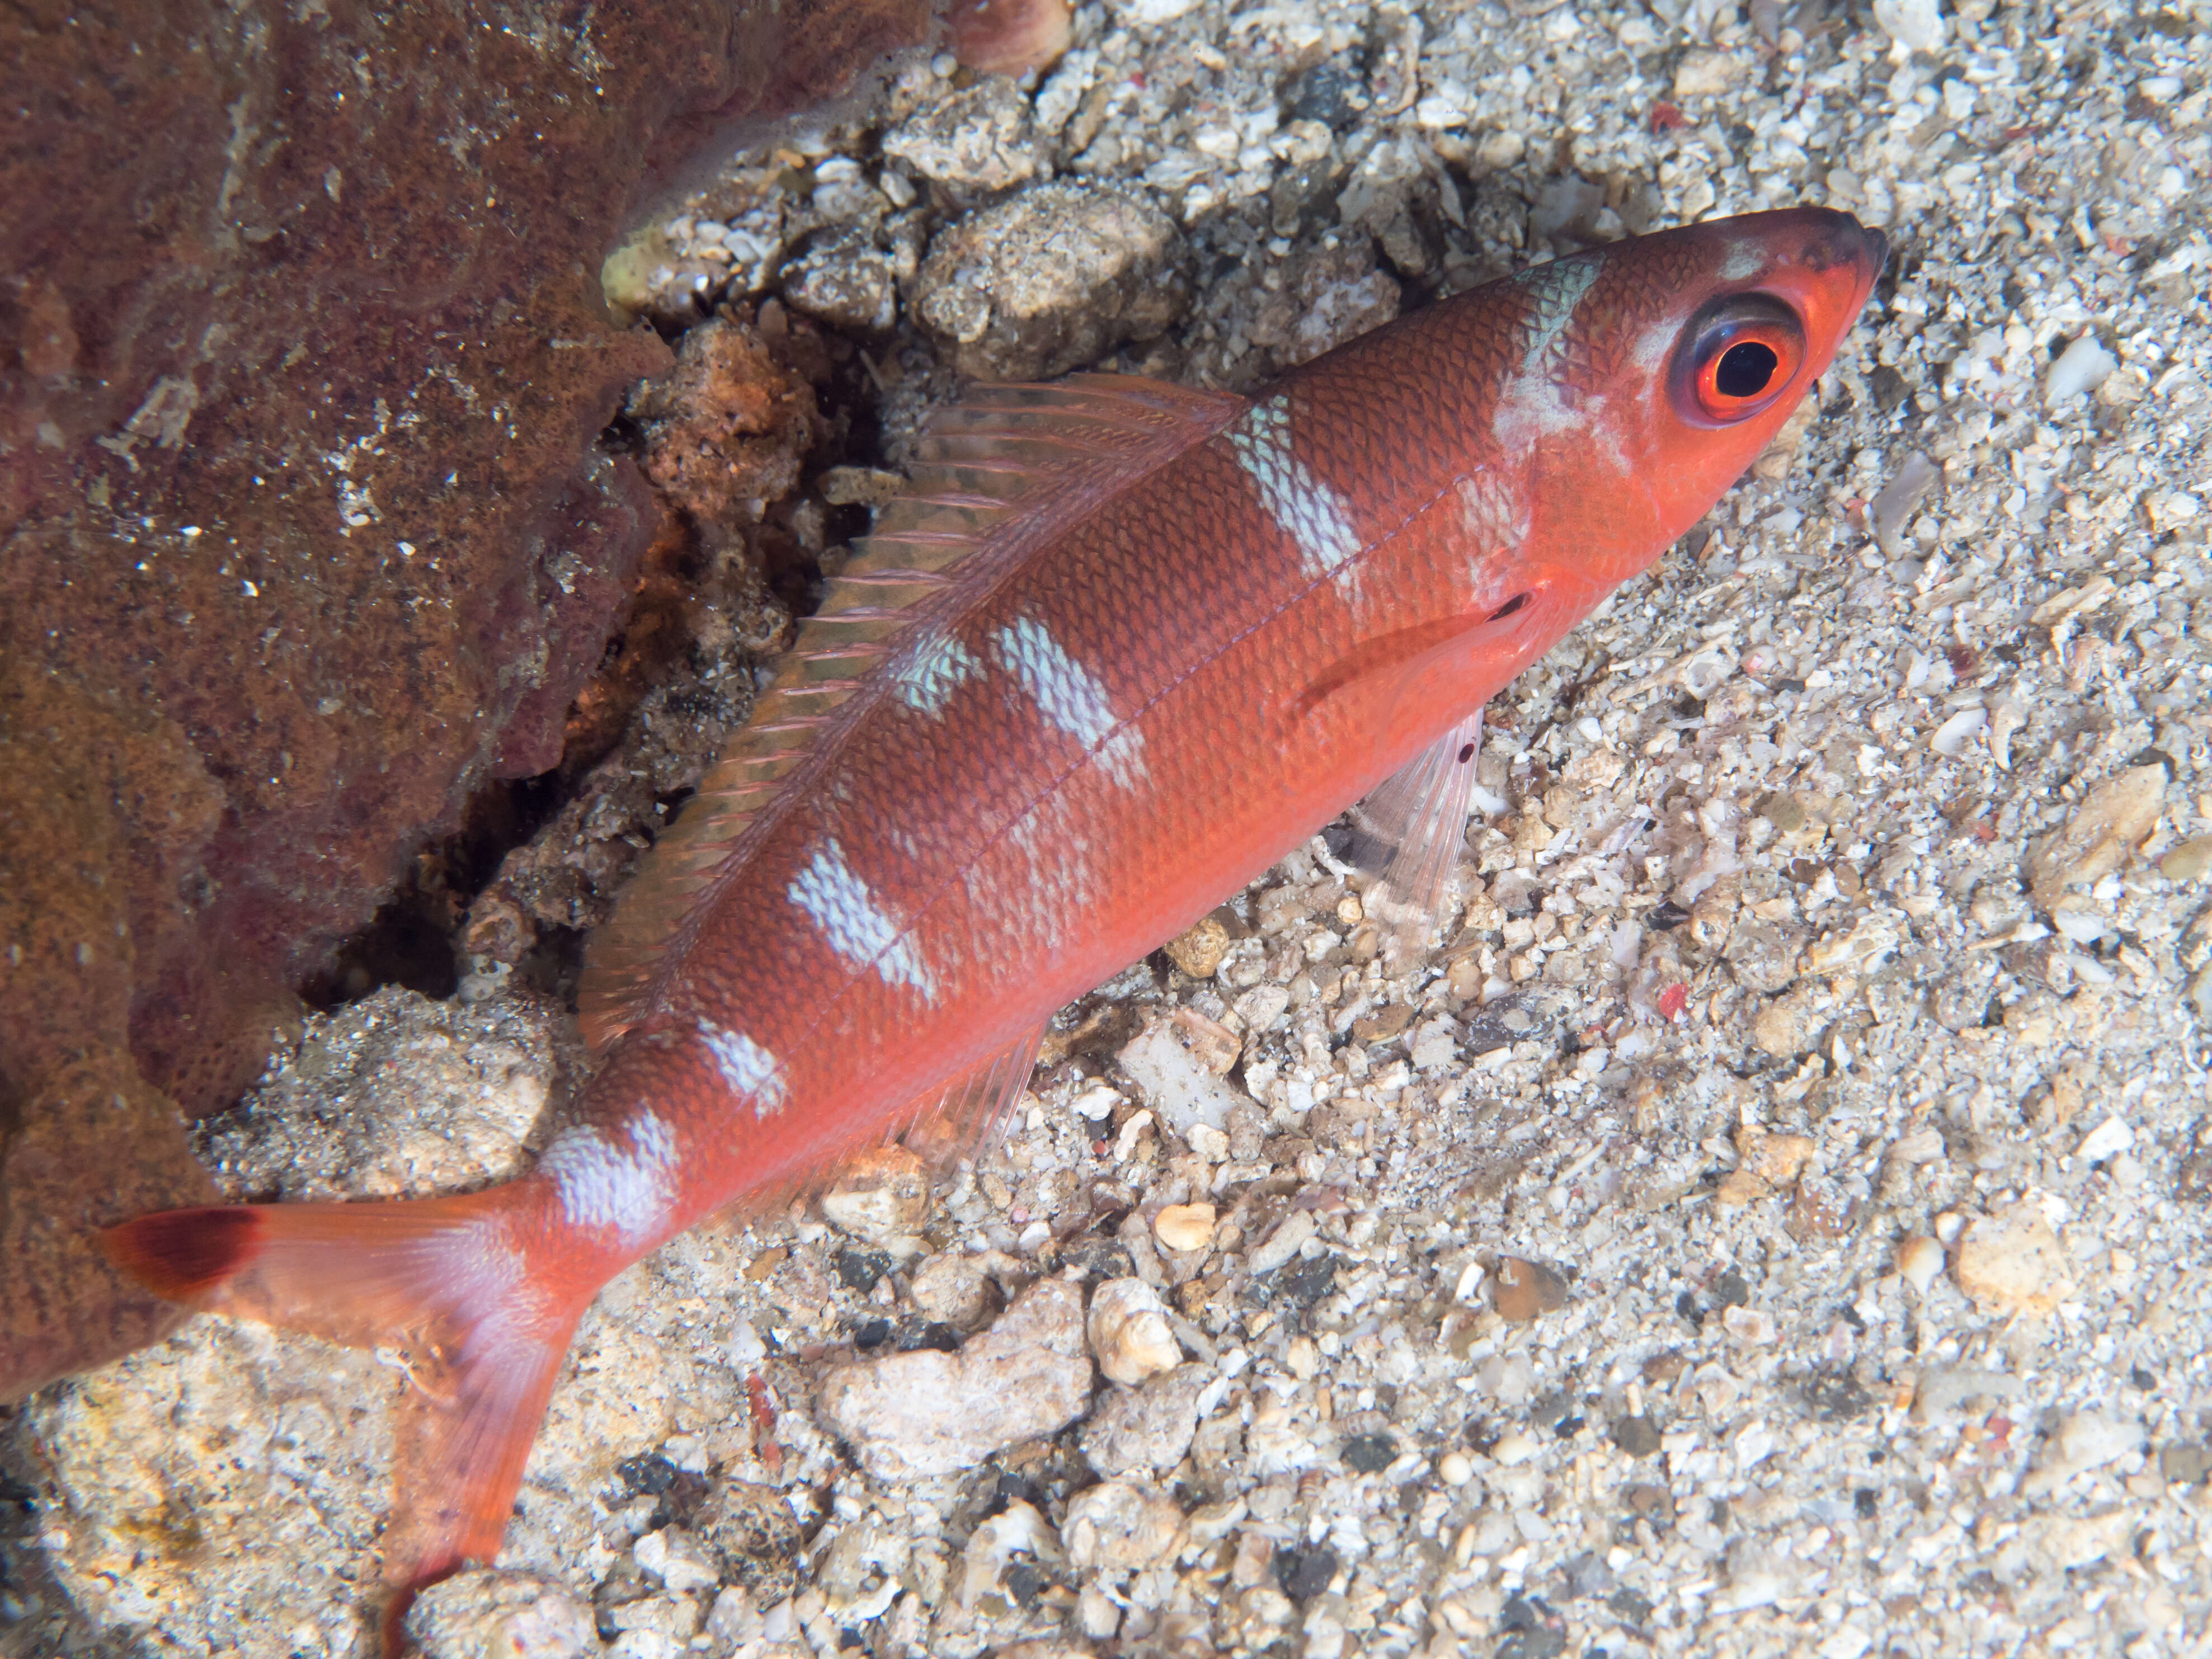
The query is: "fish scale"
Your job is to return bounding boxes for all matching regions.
[103,206,1884,1650]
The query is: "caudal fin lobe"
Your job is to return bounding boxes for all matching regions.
[102,1192,585,1645]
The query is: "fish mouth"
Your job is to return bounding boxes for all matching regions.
[1857,224,1890,282]
[1797,207,1888,291]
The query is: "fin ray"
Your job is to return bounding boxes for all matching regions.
[1345,710,1486,967]
[901,1021,1051,1172]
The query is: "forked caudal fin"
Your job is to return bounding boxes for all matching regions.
[101,1189,584,1650]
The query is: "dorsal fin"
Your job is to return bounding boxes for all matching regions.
[578,375,1246,1049]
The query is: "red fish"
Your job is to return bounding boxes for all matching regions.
[106,206,1883,1641]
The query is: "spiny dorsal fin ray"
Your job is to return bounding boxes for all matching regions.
[577,374,1246,1049]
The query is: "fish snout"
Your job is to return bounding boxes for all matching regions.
[1797,208,1888,289]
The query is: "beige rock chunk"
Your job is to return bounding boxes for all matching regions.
[1164,913,1231,978]
[1088,1276,1183,1385]
[907,1248,1016,1332]
[816,1278,1093,1481]
[1062,1479,1186,1571]
[1674,48,1745,97]
[2028,766,2166,902]
[882,78,1047,197]
[1491,1256,1570,1323]
[406,1569,599,1659]
[1713,1168,1773,1208]
[1736,1124,1816,1188]
[2160,833,2212,883]
[1080,1362,1211,1477]
[957,1500,1064,1610]
[1896,1234,1945,1294]
[914,182,1189,381]
[694,1479,804,1605]
[1953,1206,2075,1315]
[819,1145,930,1250]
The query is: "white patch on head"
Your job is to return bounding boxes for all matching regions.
[1226,395,1366,589]
[1514,254,1603,375]
[895,628,983,717]
[1491,373,1627,473]
[990,616,1147,789]
[1631,315,1683,376]
[788,839,939,1001]
[539,1114,680,1246]
[1720,241,1764,281]
[698,1020,788,1119]
[1494,252,1631,471]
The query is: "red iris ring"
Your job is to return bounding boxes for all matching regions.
[1696,322,1800,418]
[1670,295,1808,428]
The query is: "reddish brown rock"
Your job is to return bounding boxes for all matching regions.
[948,0,1074,77]
[0,0,930,1401]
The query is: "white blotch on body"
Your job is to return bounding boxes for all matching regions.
[895,628,983,717]
[975,787,1095,957]
[698,1020,788,1118]
[990,615,1147,789]
[1453,470,1532,578]
[1227,395,1366,588]
[788,839,939,1001]
[539,1113,681,1246]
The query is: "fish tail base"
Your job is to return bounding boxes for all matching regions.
[100,1204,266,1302]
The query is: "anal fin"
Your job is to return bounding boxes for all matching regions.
[901,1021,1051,1172]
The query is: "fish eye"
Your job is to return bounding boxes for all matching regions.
[1672,294,1807,427]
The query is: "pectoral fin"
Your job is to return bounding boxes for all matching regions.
[1344,710,1488,967]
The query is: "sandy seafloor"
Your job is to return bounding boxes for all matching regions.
[6,0,2212,1655]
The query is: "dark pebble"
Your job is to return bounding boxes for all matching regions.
[1341,1432,1397,1473]
[1612,1415,1663,1458]
[1799,1368,1876,1423]
[1274,1544,1339,1603]
[1607,1586,1655,1624]
[834,1246,891,1294]
[614,1453,677,1499]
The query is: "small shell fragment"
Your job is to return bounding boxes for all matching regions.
[1930,706,1985,757]
[1868,451,1937,557]
[1896,1234,1944,1294]
[1088,1277,1182,1385]
[1153,1202,1217,1253]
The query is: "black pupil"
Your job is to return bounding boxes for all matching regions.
[1715,340,1779,398]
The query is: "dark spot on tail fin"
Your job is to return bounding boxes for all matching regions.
[101,1206,263,1302]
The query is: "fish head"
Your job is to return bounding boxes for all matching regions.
[1496,206,1886,587]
